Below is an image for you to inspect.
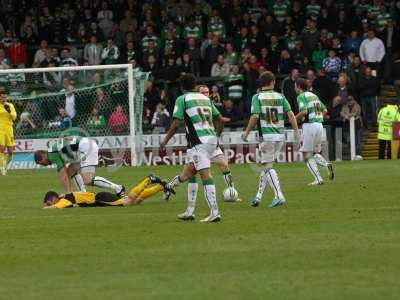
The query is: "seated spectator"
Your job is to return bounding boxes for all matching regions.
[322,50,341,81]
[151,103,170,133]
[211,55,230,78]
[87,107,106,128]
[341,95,363,154]
[108,104,128,134]
[101,38,119,65]
[179,52,195,75]
[0,49,11,69]
[210,85,222,109]
[48,107,72,130]
[225,65,244,105]
[221,99,241,125]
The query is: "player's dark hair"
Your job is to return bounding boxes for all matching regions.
[34,150,47,164]
[259,71,275,87]
[43,191,59,203]
[180,74,196,92]
[295,78,309,91]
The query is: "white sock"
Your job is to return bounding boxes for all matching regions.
[265,169,284,200]
[314,153,329,167]
[92,176,121,193]
[72,174,86,192]
[222,171,234,187]
[306,158,323,183]
[203,180,219,216]
[256,169,268,201]
[167,175,182,190]
[187,182,198,215]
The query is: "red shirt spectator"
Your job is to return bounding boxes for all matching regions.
[8,39,27,67]
[108,104,128,133]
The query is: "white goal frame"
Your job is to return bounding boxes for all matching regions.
[0,64,139,166]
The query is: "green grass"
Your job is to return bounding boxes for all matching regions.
[1,161,400,300]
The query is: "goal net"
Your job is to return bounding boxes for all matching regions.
[0,64,149,167]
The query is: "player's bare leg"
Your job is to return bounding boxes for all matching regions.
[214,155,235,188]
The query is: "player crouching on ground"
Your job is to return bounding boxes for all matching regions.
[43,175,175,208]
[294,78,334,186]
[34,137,125,196]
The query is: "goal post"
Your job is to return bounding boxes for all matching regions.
[0,64,148,167]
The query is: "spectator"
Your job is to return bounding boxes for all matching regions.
[224,42,238,66]
[101,38,119,65]
[97,1,114,38]
[359,67,379,129]
[0,49,11,69]
[121,41,138,63]
[311,41,327,71]
[64,85,76,120]
[119,10,137,34]
[180,52,196,76]
[331,75,352,121]
[344,31,362,55]
[381,19,400,83]
[204,35,224,76]
[377,100,400,159]
[281,68,300,114]
[108,104,128,134]
[208,10,225,39]
[84,35,103,65]
[17,110,37,133]
[88,22,105,42]
[291,39,306,72]
[209,85,222,109]
[87,107,106,128]
[341,95,363,154]
[60,48,78,67]
[273,0,289,23]
[306,0,321,19]
[94,88,109,114]
[322,49,341,80]
[221,99,241,125]
[346,55,365,98]
[359,29,385,75]
[43,62,62,88]
[393,52,400,98]
[49,107,72,130]
[278,49,293,75]
[183,17,203,41]
[225,65,244,105]
[141,25,159,52]
[302,19,320,58]
[8,37,27,67]
[151,103,170,133]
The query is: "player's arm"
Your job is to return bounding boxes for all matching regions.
[160,96,184,148]
[3,102,17,122]
[47,198,74,209]
[242,95,260,141]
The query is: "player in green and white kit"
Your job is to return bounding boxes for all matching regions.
[34,137,125,195]
[160,74,225,222]
[295,78,334,186]
[242,71,299,208]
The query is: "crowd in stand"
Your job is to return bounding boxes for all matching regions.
[1,0,400,148]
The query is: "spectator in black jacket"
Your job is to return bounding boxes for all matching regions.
[281,68,300,114]
[359,67,379,129]
[203,35,224,76]
[221,99,241,126]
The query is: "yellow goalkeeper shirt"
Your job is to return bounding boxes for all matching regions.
[0,102,17,131]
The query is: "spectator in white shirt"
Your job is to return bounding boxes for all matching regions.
[97,1,114,37]
[64,85,76,120]
[211,55,230,77]
[359,28,385,75]
[33,40,48,65]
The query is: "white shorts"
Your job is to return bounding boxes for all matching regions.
[186,143,217,171]
[78,138,99,169]
[211,146,224,162]
[259,141,284,164]
[300,123,324,153]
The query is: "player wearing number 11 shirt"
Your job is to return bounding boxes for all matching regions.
[242,71,299,208]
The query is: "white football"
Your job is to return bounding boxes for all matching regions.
[223,187,239,202]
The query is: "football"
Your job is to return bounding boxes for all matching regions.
[223,187,239,202]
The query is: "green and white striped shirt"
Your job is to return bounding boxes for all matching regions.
[183,25,203,40]
[306,4,321,18]
[173,92,220,147]
[376,13,390,31]
[273,3,289,23]
[297,91,326,123]
[251,90,292,141]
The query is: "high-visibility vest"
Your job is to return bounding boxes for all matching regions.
[378,105,400,140]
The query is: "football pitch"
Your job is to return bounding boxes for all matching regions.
[1,160,399,300]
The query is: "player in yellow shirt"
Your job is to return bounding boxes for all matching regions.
[43,175,175,208]
[0,86,17,175]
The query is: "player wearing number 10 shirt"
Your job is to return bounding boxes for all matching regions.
[242,71,299,208]
[295,78,334,186]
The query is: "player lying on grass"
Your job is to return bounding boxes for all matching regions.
[294,78,334,186]
[34,137,125,196]
[43,175,175,208]
[160,74,225,223]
